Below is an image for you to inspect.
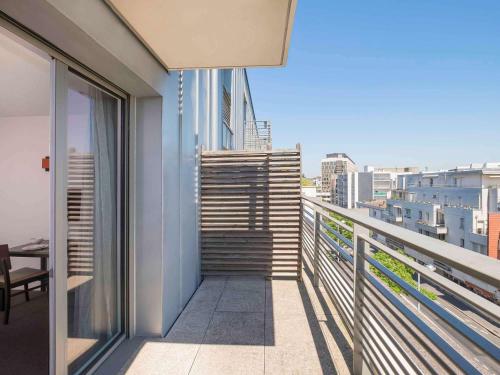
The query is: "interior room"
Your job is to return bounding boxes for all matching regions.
[0,27,51,374]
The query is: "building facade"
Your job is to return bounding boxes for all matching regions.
[364,163,500,299]
[320,153,357,202]
[0,1,294,373]
[334,166,418,209]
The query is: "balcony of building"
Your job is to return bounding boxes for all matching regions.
[416,220,448,235]
[244,120,272,151]
[98,149,500,375]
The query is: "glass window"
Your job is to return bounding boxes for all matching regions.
[66,72,123,373]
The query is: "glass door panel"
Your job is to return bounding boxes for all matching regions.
[65,71,122,374]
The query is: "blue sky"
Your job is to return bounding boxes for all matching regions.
[246,0,500,177]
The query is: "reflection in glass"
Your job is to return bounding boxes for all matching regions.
[66,73,121,374]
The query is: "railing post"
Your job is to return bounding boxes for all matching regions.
[313,209,321,287]
[353,223,369,375]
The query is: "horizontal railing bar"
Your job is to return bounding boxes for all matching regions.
[319,230,353,264]
[362,300,420,374]
[317,265,354,329]
[360,233,500,322]
[319,220,354,249]
[317,250,354,303]
[364,272,481,375]
[361,327,396,374]
[366,255,500,360]
[362,285,436,373]
[303,200,354,232]
[302,195,500,287]
[361,317,409,375]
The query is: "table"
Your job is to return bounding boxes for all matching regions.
[9,241,50,271]
[9,241,49,292]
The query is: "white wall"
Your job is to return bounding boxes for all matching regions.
[134,97,163,335]
[0,115,50,269]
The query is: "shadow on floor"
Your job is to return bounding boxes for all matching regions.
[302,260,354,372]
[102,265,353,375]
[0,291,49,375]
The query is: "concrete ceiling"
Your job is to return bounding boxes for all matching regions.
[0,29,50,117]
[105,0,296,70]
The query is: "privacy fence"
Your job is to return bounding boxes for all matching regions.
[200,146,302,279]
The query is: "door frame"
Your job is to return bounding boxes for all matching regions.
[51,62,130,375]
[0,15,130,375]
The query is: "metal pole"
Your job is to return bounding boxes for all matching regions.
[353,223,369,375]
[313,210,321,287]
[417,272,421,312]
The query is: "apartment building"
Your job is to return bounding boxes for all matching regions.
[320,153,357,202]
[364,163,500,299]
[0,1,295,374]
[334,166,418,209]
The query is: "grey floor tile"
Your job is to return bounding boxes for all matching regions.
[203,311,265,346]
[264,315,337,375]
[123,340,199,375]
[190,344,264,375]
[216,276,265,312]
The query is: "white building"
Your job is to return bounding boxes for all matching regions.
[365,163,500,299]
[334,166,418,209]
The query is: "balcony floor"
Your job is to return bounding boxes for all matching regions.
[119,264,353,374]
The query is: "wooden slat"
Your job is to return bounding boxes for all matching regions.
[67,153,94,277]
[200,148,302,279]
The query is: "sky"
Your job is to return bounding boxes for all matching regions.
[246,0,500,177]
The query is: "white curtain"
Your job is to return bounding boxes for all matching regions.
[89,86,118,340]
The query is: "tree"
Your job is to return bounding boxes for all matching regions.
[370,250,437,300]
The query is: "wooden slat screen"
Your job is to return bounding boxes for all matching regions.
[67,153,94,276]
[201,147,302,279]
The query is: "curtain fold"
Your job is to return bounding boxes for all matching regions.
[89,86,118,340]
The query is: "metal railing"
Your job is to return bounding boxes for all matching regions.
[244,120,271,151]
[302,195,500,374]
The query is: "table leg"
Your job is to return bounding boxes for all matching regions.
[41,257,47,292]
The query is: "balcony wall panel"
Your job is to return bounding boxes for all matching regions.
[200,149,302,279]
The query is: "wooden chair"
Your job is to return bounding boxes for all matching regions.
[0,244,49,324]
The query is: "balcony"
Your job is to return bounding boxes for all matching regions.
[107,150,499,374]
[416,220,448,235]
[244,120,272,151]
[382,210,403,223]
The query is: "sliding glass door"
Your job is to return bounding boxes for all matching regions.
[51,61,126,375]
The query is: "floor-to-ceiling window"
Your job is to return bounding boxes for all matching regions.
[65,71,125,374]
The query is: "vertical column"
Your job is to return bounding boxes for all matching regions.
[352,223,369,375]
[313,210,321,287]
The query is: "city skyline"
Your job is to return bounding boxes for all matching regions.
[303,153,500,178]
[247,0,500,176]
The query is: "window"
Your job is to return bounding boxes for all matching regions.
[429,178,434,187]
[418,229,423,234]
[438,233,446,241]
[459,218,464,229]
[419,210,423,220]
[460,238,465,247]
[426,212,430,221]
[425,230,430,236]
[66,72,125,374]
[221,70,233,149]
[418,181,422,187]
[405,208,411,218]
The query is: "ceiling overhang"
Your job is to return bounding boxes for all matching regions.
[105,0,296,70]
